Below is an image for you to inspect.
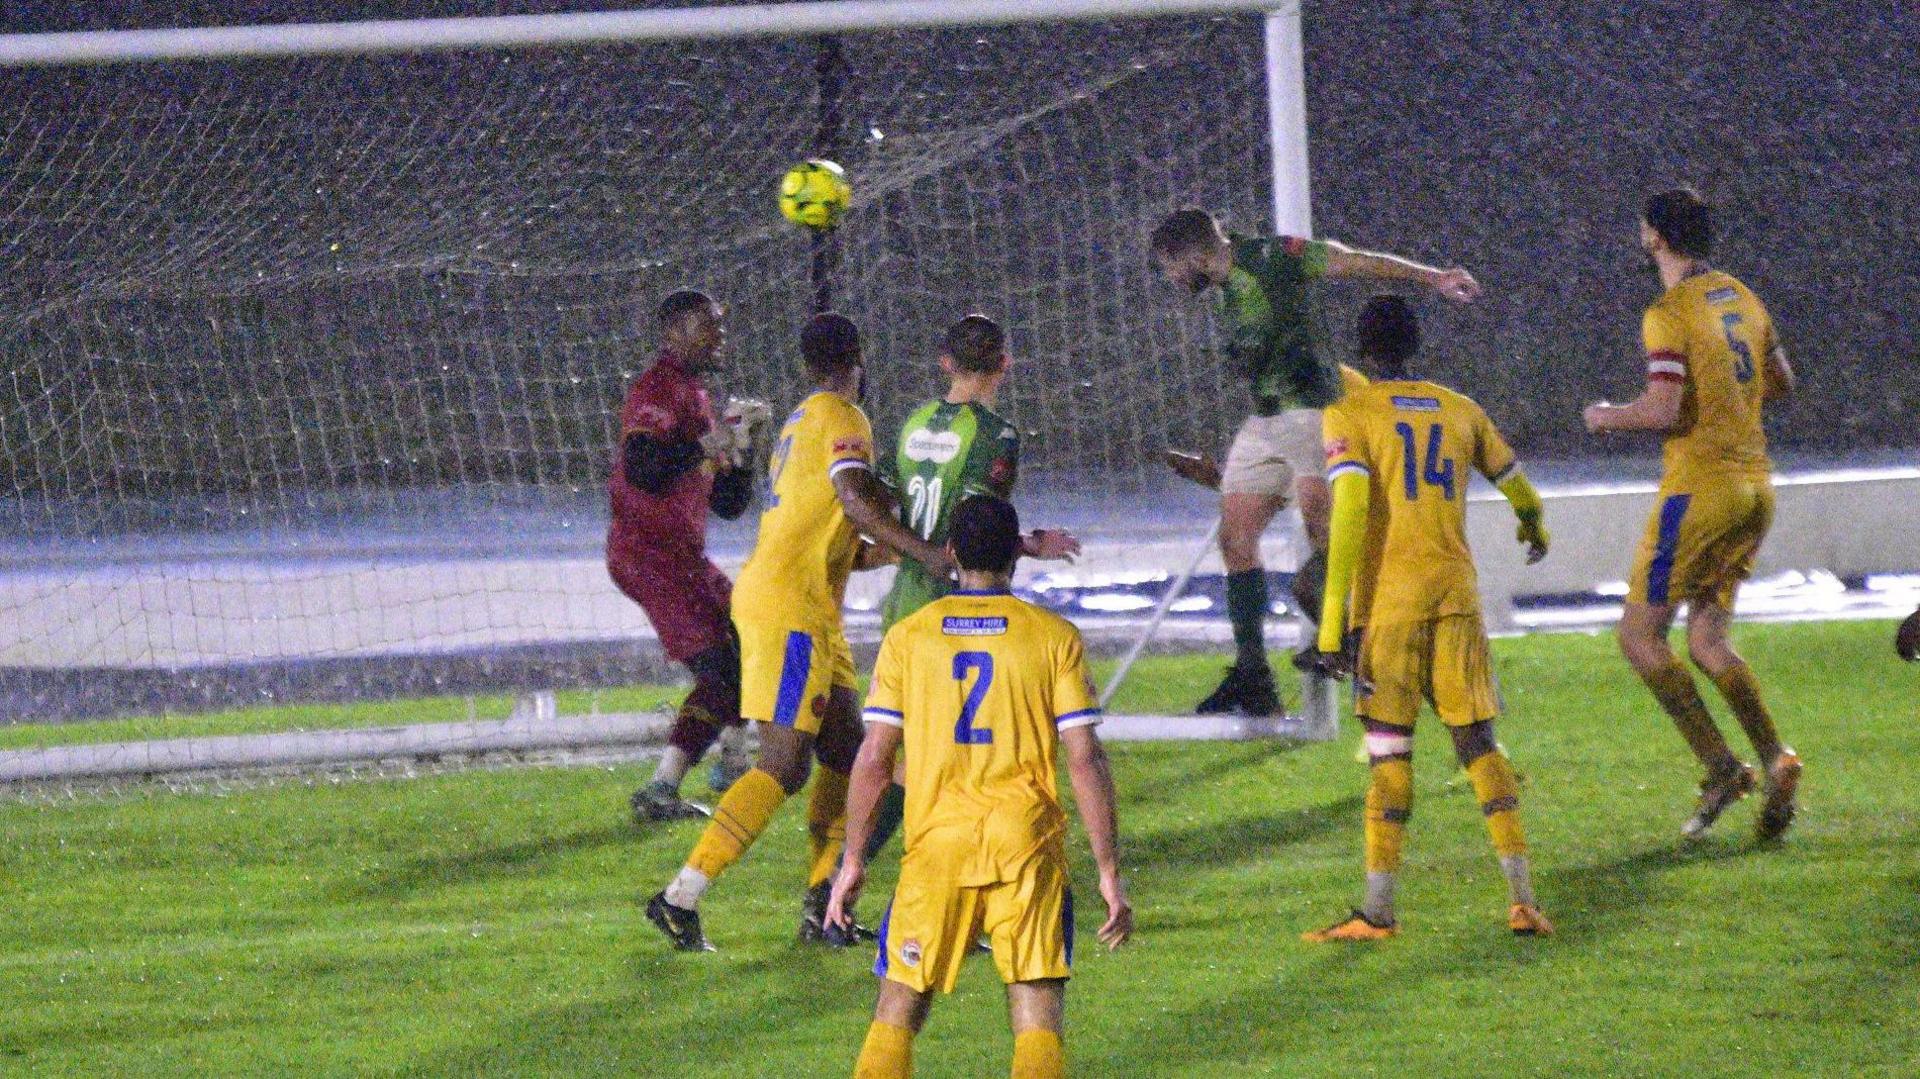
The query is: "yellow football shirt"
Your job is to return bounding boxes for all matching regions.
[1323,379,1518,626]
[862,591,1100,887]
[733,389,874,622]
[1642,269,1776,485]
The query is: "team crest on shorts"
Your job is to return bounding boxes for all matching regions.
[811,694,828,717]
[899,939,923,968]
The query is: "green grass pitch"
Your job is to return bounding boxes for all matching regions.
[3,620,1916,1075]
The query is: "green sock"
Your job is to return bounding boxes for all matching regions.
[863,781,907,862]
[1226,569,1271,671]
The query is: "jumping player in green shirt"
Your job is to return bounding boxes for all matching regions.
[1150,208,1482,717]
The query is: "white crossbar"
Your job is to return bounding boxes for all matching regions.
[0,0,1290,67]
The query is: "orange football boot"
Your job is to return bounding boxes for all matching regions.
[1508,903,1554,937]
[1302,910,1398,942]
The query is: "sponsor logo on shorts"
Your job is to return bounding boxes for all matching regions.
[904,428,962,464]
[1324,438,1349,461]
[1390,395,1441,412]
[833,437,871,457]
[900,939,922,968]
[942,616,1009,636]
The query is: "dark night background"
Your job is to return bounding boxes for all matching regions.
[1,1,1914,523]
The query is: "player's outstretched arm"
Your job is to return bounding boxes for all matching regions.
[1321,240,1481,302]
[1062,725,1132,949]
[834,469,955,575]
[827,722,903,931]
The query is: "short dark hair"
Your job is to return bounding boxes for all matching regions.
[1644,187,1713,258]
[944,314,1005,375]
[1357,295,1419,373]
[657,289,715,326]
[800,312,862,375]
[950,495,1021,573]
[1149,208,1222,257]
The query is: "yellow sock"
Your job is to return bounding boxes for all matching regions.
[686,766,788,880]
[854,1020,913,1079]
[807,765,851,888]
[1465,751,1526,857]
[1011,1029,1064,1079]
[1708,662,1782,762]
[1642,661,1735,770]
[1364,757,1413,873]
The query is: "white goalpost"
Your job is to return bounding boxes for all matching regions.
[0,0,1326,786]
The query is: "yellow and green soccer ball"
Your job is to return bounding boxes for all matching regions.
[778,159,852,230]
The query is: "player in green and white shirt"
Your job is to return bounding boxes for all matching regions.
[1150,208,1483,717]
[880,314,1080,629]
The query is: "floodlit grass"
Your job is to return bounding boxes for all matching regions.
[2,621,1916,1075]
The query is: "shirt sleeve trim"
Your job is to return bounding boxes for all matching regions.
[828,458,871,478]
[862,707,904,727]
[1055,708,1103,730]
[1327,461,1371,482]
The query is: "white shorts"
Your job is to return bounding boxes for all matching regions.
[1220,409,1325,498]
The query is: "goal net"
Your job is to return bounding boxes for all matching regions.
[0,4,1300,747]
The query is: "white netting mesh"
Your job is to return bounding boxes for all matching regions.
[1,15,1273,721]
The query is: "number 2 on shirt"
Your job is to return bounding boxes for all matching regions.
[1393,422,1456,500]
[952,651,995,744]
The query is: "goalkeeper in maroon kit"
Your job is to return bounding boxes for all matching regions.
[610,289,771,821]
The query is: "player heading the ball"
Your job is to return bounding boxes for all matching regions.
[1150,207,1481,719]
[830,494,1130,1079]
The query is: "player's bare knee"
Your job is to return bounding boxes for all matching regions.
[1449,720,1497,767]
[1295,478,1332,549]
[757,727,813,794]
[812,688,862,773]
[1218,524,1262,573]
[1005,979,1066,1034]
[874,979,932,1032]
[1618,627,1670,675]
[1684,622,1739,676]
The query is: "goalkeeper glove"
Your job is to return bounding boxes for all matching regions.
[703,397,773,469]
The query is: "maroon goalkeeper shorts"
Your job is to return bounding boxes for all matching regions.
[606,537,733,664]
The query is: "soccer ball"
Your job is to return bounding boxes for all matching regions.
[779,159,852,230]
